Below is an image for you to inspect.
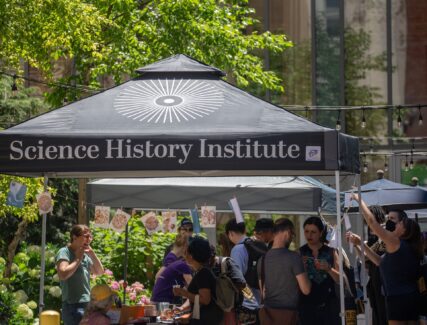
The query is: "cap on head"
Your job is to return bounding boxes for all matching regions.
[90,284,115,302]
[254,218,274,232]
[180,218,193,227]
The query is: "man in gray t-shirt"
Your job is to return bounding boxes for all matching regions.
[257,218,311,325]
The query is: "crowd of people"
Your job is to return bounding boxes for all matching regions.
[55,206,427,325]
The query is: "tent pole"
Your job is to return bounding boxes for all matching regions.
[38,175,48,314]
[335,171,345,325]
[123,222,129,305]
[357,176,369,325]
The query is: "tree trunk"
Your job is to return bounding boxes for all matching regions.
[4,219,28,278]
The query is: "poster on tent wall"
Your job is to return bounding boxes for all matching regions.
[110,209,130,233]
[201,206,216,228]
[141,211,161,235]
[36,192,53,215]
[6,181,27,208]
[162,211,177,233]
[94,206,110,228]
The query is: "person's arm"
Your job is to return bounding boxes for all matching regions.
[314,250,340,283]
[155,266,166,281]
[352,193,400,252]
[347,232,381,266]
[56,246,85,281]
[173,287,212,305]
[86,246,104,275]
[57,259,81,281]
[296,273,311,295]
[183,274,192,286]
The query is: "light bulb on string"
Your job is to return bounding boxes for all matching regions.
[410,158,414,170]
[363,162,368,173]
[418,106,423,126]
[397,106,402,128]
[404,155,409,172]
[335,110,341,131]
[384,162,389,172]
[361,108,366,128]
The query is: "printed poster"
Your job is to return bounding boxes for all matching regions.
[36,192,53,215]
[94,206,111,228]
[161,211,177,233]
[201,206,216,228]
[229,198,244,223]
[141,211,161,235]
[6,181,27,208]
[110,209,130,233]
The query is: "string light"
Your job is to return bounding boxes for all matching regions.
[363,155,368,173]
[418,105,423,126]
[409,142,415,169]
[384,160,389,172]
[1,71,102,94]
[361,108,366,128]
[335,110,341,131]
[397,106,402,128]
[369,139,374,153]
[404,155,409,172]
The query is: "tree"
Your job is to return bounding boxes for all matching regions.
[0,176,47,277]
[0,0,292,106]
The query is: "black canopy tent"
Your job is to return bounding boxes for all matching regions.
[0,55,360,324]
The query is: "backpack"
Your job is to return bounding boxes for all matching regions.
[242,238,268,289]
[214,257,243,312]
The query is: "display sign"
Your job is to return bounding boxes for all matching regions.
[0,134,329,174]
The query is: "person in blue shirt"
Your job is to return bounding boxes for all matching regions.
[225,219,260,325]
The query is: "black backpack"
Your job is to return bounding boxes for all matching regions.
[242,238,268,289]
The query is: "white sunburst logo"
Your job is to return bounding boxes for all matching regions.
[114,79,224,123]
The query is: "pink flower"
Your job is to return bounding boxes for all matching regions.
[111,281,120,291]
[131,282,144,293]
[104,269,113,276]
[139,296,150,304]
[129,292,137,301]
[119,280,125,285]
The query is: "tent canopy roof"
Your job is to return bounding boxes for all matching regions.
[87,176,327,213]
[346,178,427,211]
[0,54,359,177]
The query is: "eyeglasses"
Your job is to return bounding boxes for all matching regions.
[81,234,93,239]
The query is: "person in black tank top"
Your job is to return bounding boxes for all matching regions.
[298,217,340,325]
[349,194,424,324]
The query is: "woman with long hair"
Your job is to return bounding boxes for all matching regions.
[298,216,340,325]
[348,194,423,325]
[349,205,387,325]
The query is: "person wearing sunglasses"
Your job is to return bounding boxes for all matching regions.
[55,224,104,325]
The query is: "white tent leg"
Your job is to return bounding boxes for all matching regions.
[357,176,369,325]
[38,175,48,314]
[335,171,345,325]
